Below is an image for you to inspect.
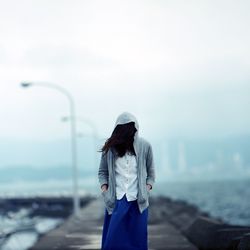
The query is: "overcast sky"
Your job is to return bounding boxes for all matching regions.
[0,0,250,142]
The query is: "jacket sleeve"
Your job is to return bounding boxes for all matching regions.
[146,143,156,189]
[98,151,109,188]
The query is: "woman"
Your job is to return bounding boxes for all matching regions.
[98,111,156,250]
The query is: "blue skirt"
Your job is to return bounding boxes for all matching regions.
[101,194,148,250]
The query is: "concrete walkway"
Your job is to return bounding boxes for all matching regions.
[31,196,198,250]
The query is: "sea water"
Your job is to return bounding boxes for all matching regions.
[154,178,250,226]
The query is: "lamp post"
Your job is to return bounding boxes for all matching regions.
[20,81,80,216]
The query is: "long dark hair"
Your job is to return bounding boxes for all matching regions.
[99,122,137,157]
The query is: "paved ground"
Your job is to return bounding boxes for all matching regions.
[31,196,198,250]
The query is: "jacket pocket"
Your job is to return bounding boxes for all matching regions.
[101,189,109,199]
[147,188,150,198]
[138,184,148,203]
[102,190,114,207]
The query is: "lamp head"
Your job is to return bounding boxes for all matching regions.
[61,116,69,122]
[20,82,32,88]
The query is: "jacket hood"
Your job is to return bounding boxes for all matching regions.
[114,111,139,139]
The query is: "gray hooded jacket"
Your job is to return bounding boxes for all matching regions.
[98,111,156,215]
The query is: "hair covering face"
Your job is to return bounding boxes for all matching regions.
[113,111,139,139]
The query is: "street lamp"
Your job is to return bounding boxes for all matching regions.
[61,116,99,140]
[62,116,100,170]
[20,81,80,216]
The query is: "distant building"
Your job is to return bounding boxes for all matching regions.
[160,141,172,181]
[177,142,187,173]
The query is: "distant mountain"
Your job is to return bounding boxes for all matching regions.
[1,135,250,182]
[0,135,103,168]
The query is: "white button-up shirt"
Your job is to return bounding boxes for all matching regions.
[115,151,138,201]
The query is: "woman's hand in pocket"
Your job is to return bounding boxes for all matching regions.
[146,184,152,192]
[101,184,108,192]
